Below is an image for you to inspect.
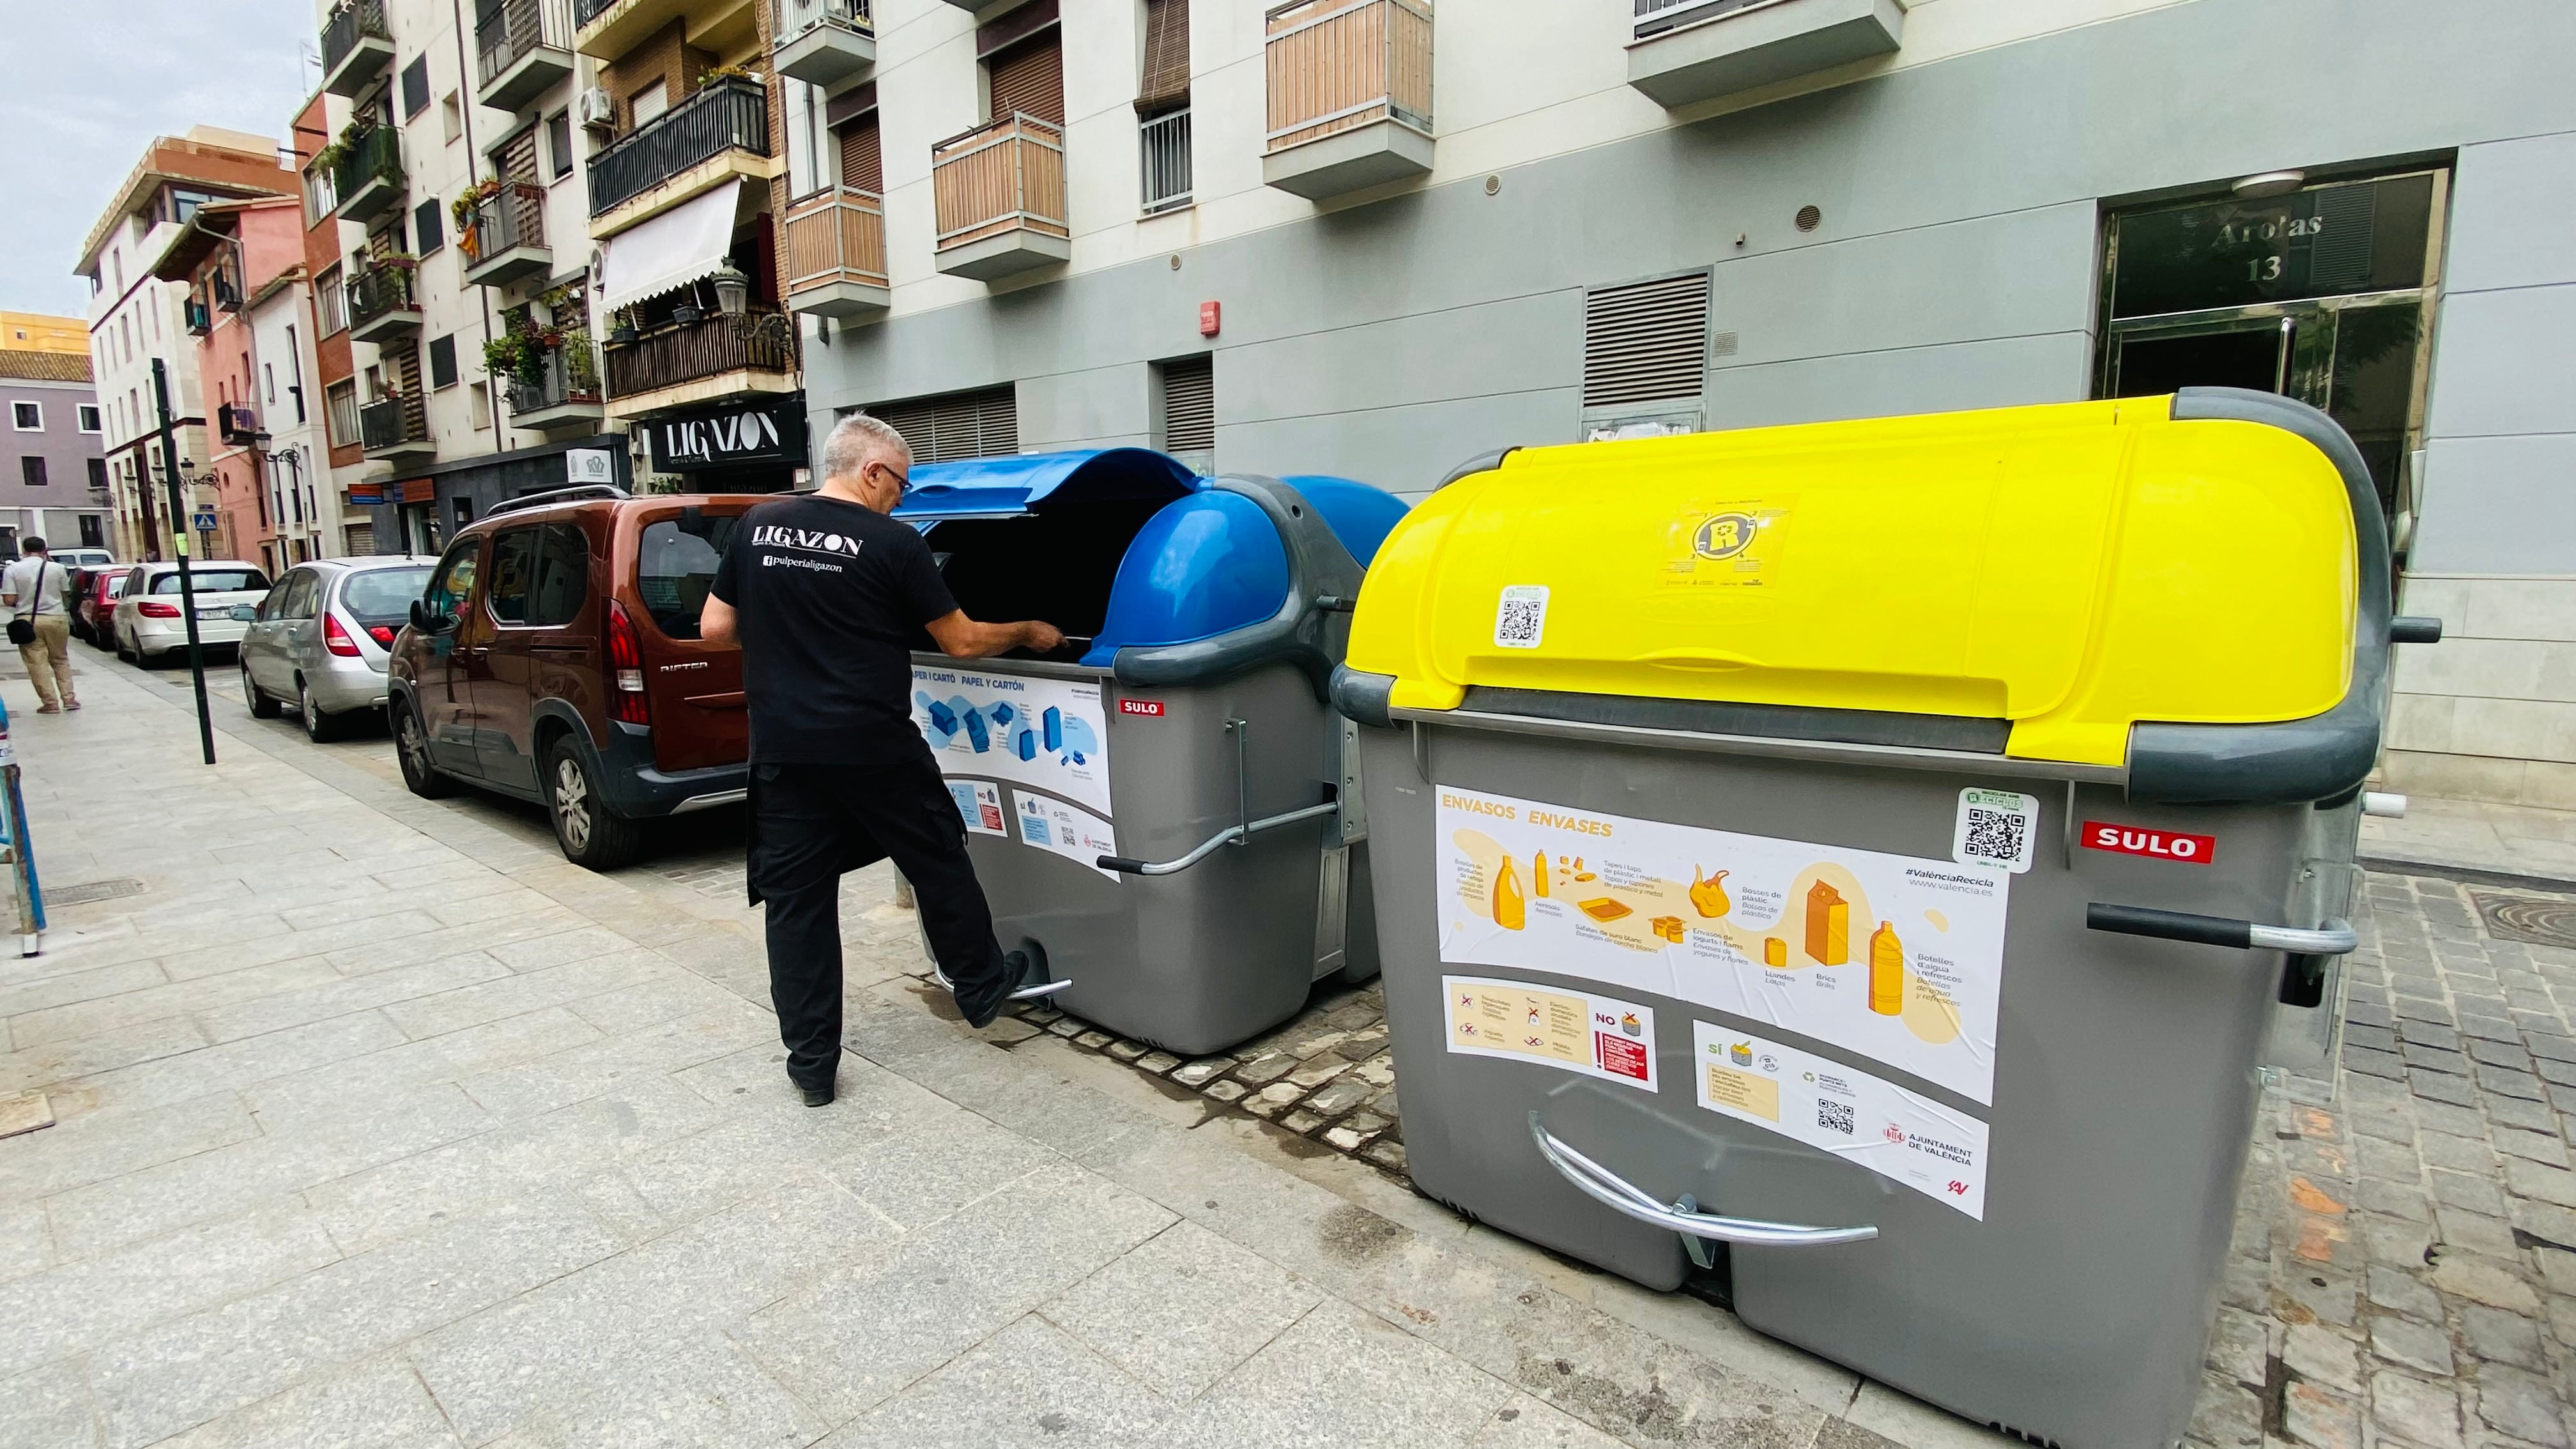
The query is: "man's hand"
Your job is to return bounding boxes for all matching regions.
[926,611,1067,659]
[700,593,737,645]
[1020,622,1066,654]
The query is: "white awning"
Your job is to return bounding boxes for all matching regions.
[596,180,741,315]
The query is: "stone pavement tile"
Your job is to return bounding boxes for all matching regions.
[64,1010,407,1117]
[44,1083,494,1260]
[2191,1372,2262,1449]
[0,960,170,1021]
[480,1332,827,1449]
[484,926,640,974]
[1840,1383,2015,1449]
[824,1104,1061,1231]
[1462,1393,1637,1449]
[1038,1217,1323,1399]
[303,1075,726,1254]
[732,1252,1026,1425]
[2504,1156,2576,1206]
[2370,1368,2466,1449]
[86,1197,619,1449]
[0,1015,208,1097]
[1142,1303,1511,1449]
[457,1004,772,1121]
[0,1091,256,1205]
[901,1160,1181,1321]
[0,1355,100,1449]
[144,1356,464,1449]
[193,953,514,1045]
[376,951,667,1041]
[563,967,749,1035]
[817,1313,1167,1449]
[243,1008,606,1133]
[8,956,344,1050]
[2367,1314,2455,1376]
[2455,1303,2548,1371]
[0,1199,341,1379]
[890,1035,1164,1163]
[2468,1366,2570,1447]
[321,907,594,977]
[424,886,558,931]
[647,931,770,1008]
[407,1172,897,1446]
[0,1200,54,1284]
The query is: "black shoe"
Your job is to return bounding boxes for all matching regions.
[959,951,1032,1030]
[796,1080,834,1107]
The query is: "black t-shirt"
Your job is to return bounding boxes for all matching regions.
[710,493,958,762]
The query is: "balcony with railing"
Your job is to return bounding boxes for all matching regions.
[571,0,695,59]
[321,0,394,98]
[475,0,575,112]
[360,395,433,461]
[930,114,1069,282]
[586,75,773,234]
[503,346,606,433]
[1626,0,1904,108]
[602,310,797,411]
[783,185,889,321]
[185,299,213,336]
[1262,0,1432,200]
[346,264,423,344]
[462,181,553,288]
[1140,108,1193,214]
[218,402,263,448]
[774,0,875,86]
[334,124,405,223]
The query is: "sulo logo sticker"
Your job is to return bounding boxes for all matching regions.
[1693,512,1760,560]
[1118,699,1165,717]
[2082,822,2217,864]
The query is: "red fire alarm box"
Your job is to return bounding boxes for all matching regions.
[1199,301,1220,337]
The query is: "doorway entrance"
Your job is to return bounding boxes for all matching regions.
[2097,167,2447,538]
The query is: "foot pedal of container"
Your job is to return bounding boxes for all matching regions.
[1672,1194,1722,1270]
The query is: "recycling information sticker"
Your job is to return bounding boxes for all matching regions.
[1691,1022,1990,1218]
[1441,975,1658,1091]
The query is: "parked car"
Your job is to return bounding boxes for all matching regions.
[236,555,439,741]
[53,548,117,570]
[388,486,757,870]
[110,561,272,664]
[72,568,129,645]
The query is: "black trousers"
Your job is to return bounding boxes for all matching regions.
[749,748,1011,1087]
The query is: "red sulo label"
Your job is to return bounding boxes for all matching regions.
[2082,821,2218,864]
[1118,699,1166,717]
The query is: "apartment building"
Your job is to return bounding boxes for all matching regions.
[768,0,2575,809]
[0,316,93,357]
[0,348,109,556]
[312,0,629,557]
[152,195,322,571]
[73,128,293,563]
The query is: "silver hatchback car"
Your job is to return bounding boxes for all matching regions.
[236,556,438,740]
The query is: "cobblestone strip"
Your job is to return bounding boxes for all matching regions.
[2192,871,2576,1449]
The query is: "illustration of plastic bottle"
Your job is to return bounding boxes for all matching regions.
[1804,880,1848,965]
[1532,850,1549,899]
[1868,921,1904,1015]
[1493,855,1527,931]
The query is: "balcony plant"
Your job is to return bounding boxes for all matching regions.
[695,63,757,89]
[450,178,502,231]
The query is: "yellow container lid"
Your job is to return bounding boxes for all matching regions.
[1341,392,2392,797]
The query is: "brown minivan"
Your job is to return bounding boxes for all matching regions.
[388,484,760,870]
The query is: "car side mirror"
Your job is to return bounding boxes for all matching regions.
[227,604,258,622]
[408,600,452,636]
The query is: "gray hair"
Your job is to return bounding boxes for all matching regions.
[821,412,912,484]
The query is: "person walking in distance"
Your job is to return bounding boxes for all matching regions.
[700,414,1066,1107]
[3,539,78,714]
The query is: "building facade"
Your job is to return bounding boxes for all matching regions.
[73,128,294,564]
[770,0,2575,809]
[0,349,109,556]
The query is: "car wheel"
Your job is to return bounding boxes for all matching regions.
[392,700,451,799]
[300,680,342,743]
[242,664,281,719]
[544,735,643,871]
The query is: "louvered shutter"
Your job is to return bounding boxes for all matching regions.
[870,387,1018,465]
[1137,0,1191,112]
[500,126,540,184]
[987,30,1065,126]
[1159,357,1213,453]
[836,112,882,194]
[1581,272,1710,408]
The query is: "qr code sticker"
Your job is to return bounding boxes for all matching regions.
[1952,788,2037,873]
[1493,585,1549,650]
[1963,808,2026,864]
[1816,1098,1855,1136]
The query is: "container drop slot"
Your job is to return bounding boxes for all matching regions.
[919,503,1170,648]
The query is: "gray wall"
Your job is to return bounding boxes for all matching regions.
[802,0,2576,509]
[0,373,109,546]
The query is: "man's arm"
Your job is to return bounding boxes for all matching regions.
[923,610,1065,659]
[698,592,737,645]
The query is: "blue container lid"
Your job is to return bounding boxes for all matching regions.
[893,447,1197,521]
[1084,490,1292,666]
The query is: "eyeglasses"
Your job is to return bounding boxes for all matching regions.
[870,459,911,492]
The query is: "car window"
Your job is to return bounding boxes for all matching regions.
[636,514,740,640]
[283,571,321,620]
[256,578,292,622]
[339,566,434,622]
[124,567,144,595]
[424,541,481,622]
[527,525,589,629]
[151,568,268,594]
[487,530,536,625]
[106,575,129,598]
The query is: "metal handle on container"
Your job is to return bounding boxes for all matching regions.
[2085,904,2358,955]
[1526,1112,1879,1248]
[2389,616,2444,644]
[1096,801,1338,875]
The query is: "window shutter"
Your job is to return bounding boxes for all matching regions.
[836,112,882,194]
[872,387,1018,465]
[1137,0,1191,112]
[1159,356,1213,454]
[1581,272,1710,409]
[414,198,444,255]
[500,126,540,184]
[401,56,431,118]
[427,335,458,391]
[987,30,1065,126]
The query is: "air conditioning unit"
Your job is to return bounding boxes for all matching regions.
[575,88,615,130]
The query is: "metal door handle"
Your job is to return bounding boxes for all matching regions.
[1527,1112,1878,1247]
[1096,801,1338,875]
[2085,904,2357,954]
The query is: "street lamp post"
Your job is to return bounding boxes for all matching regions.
[148,359,217,767]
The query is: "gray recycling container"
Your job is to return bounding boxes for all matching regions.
[899,448,1409,1055]
[1330,392,2431,1449]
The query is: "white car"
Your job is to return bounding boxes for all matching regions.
[53,548,117,569]
[110,560,274,665]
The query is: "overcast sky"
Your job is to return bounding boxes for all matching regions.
[0,0,318,318]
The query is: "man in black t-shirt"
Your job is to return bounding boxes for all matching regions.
[704,413,1065,1107]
